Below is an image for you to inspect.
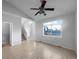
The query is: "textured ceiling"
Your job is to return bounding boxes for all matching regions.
[4,0,76,21]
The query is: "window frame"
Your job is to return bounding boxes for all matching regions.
[42,21,63,38]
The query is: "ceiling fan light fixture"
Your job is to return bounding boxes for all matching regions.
[30,0,54,16]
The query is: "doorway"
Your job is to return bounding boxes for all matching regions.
[2,22,11,47]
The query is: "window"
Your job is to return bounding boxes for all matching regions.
[43,20,63,37]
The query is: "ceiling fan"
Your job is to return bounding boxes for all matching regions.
[30,0,54,16]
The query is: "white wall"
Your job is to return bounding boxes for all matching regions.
[2,0,35,46]
[2,12,22,46]
[36,11,76,52]
[2,23,10,44]
[2,0,32,20]
[2,0,30,46]
[22,18,36,40]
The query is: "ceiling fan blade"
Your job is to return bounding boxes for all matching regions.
[35,11,39,16]
[44,8,54,11]
[40,0,46,8]
[30,8,39,10]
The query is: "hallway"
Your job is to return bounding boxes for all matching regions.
[2,40,76,59]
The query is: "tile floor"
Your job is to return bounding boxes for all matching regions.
[2,40,76,59]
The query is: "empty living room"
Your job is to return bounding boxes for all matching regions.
[2,0,77,59]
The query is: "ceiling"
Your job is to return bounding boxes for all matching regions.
[4,0,76,21]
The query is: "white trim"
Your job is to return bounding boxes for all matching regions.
[10,23,13,46]
[2,11,21,18]
[2,22,11,24]
[42,23,63,38]
[2,22,13,45]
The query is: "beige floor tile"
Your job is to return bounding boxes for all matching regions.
[2,40,76,59]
